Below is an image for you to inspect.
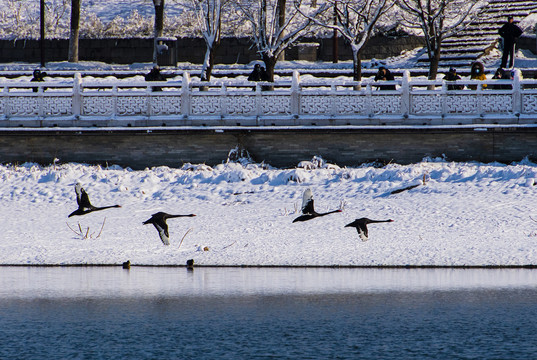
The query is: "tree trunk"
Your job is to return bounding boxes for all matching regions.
[428,42,441,81]
[201,46,215,81]
[277,0,286,32]
[276,0,286,61]
[262,54,277,82]
[68,0,80,62]
[152,0,165,65]
[332,3,338,64]
[352,49,362,81]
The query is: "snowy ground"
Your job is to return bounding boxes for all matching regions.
[1,4,537,267]
[1,157,537,266]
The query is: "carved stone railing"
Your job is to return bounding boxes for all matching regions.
[1,70,537,127]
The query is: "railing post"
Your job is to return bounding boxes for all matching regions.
[331,84,337,116]
[221,83,227,116]
[441,79,447,116]
[146,79,152,117]
[365,82,372,116]
[112,85,118,118]
[37,83,44,117]
[513,69,522,115]
[291,70,300,115]
[477,83,483,116]
[401,70,410,117]
[72,72,82,118]
[1,86,7,118]
[181,71,191,116]
[255,82,262,117]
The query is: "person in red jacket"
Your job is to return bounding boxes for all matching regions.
[499,16,523,69]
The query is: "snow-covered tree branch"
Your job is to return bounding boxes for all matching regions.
[237,0,328,81]
[187,0,229,81]
[297,0,394,80]
[397,0,491,79]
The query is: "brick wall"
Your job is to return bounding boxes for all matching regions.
[0,127,535,169]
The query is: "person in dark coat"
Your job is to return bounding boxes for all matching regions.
[491,67,513,90]
[145,65,166,91]
[443,67,464,90]
[259,66,271,91]
[260,66,269,82]
[499,16,523,69]
[374,66,396,90]
[248,64,262,82]
[30,69,47,93]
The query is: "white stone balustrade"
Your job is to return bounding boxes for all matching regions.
[1,69,537,126]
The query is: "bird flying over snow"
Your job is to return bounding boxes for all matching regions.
[68,183,121,217]
[143,212,196,245]
[345,218,393,241]
[293,188,342,223]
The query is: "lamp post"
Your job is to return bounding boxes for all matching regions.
[40,0,45,67]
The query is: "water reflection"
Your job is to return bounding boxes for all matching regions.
[1,267,537,299]
[1,267,536,359]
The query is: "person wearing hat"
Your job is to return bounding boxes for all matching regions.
[443,67,463,90]
[499,16,523,68]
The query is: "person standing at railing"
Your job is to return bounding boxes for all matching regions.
[443,67,464,90]
[374,66,395,90]
[248,63,262,91]
[30,69,47,93]
[248,63,271,91]
[499,16,523,69]
[248,64,262,82]
[260,66,271,91]
[469,61,487,90]
[491,68,513,90]
[145,65,166,92]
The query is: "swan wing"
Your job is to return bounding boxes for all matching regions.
[153,222,170,245]
[358,224,369,241]
[301,189,314,214]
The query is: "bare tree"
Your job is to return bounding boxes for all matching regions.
[189,0,229,81]
[397,0,491,80]
[298,0,393,81]
[152,0,165,65]
[237,0,328,81]
[68,0,80,62]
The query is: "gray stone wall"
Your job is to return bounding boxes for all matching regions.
[0,35,424,65]
[0,127,535,169]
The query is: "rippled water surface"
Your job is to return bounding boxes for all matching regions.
[1,267,536,359]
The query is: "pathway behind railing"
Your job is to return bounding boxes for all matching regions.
[2,70,537,127]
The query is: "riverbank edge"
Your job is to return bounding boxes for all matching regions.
[1,264,537,269]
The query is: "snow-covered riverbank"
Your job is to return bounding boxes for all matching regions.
[1,157,537,266]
